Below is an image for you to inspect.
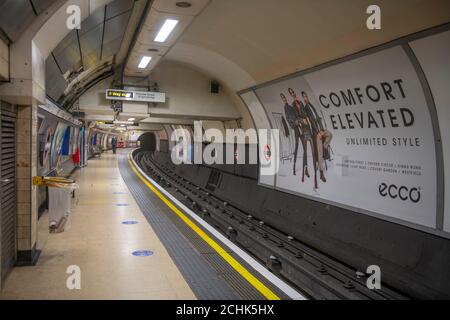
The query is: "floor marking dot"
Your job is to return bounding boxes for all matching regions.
[132,250,154,257]
[122,221,139,225]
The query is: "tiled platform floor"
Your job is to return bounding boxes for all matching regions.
[0,150,196,300]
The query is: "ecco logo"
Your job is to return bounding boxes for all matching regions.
[378,183,421,203]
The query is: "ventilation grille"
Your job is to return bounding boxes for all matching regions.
[1,102,17,281]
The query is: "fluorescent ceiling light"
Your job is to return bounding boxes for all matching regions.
[114,121,134,125]
[154,19,179,43]
[128,118,136,121]
[138,56,152,69]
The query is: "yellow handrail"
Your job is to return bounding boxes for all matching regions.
[32,176,78,188]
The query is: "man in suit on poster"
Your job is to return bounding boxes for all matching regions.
[288,88,316,187]
[302,92,333,183]
[281,93,301,176]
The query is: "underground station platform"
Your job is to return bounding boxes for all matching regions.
[0,0,450,315]
[0,150,297,300]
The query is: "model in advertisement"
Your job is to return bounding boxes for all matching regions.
[288,88,316,186]
[302,92,333,183]
[281,93,302,176]
[280,88,334,190]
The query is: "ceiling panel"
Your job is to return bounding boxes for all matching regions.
[152,0,210,16]
[136,11,193,54]
[45,0,134,105]
[79,5,105,36]
[80,23,103,69]
[101,10,131,59]
[83,51,100,70]
[46,56,67,102]
[124,0,211,77]
[101,39,121,60]
[125,53,162,77]
[105,0,133,19]
[103,10,131,43]
[0,0,35,41]
[134,40,167,55]
[31,0,57,15]
[171,0,450,88]
[54,41,81,74]
[52,30,77,57]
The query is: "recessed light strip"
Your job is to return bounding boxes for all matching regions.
[138,56,152,69]
[154,19,179,43]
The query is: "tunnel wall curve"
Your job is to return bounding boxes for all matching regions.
[238,24,450,237]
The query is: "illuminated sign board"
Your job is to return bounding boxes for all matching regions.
[107,90,134,99]
[105,89,166,103]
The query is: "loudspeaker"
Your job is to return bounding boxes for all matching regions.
[210,81,220,94]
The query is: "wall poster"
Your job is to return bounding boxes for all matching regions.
[252,46,438,228]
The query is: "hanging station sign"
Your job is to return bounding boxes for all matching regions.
[105,89,166,103]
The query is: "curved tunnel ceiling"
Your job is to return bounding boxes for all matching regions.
[45,0,135,107]
[0,0,57,42]
[124,0,210,78]
[165,0,450,92]
[15,0,450,123]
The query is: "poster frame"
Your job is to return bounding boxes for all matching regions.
[237,23,450,238]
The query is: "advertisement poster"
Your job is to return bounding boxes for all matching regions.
[409,30,450,232]
[254,46,437,228]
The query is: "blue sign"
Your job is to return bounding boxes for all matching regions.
[132,250,154,257]
[122,221,139,225]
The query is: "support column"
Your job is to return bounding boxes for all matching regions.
[0,0,115,270]
[16,104,39,265]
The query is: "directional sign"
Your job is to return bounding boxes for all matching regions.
[106,89,166,103]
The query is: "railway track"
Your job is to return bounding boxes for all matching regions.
[134,150,408,300]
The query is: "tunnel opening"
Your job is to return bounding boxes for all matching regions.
[138,132,157,152]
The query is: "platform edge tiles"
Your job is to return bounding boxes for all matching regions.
[122,151,306,301]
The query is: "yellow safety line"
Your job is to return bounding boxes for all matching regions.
[128,155,280,300]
